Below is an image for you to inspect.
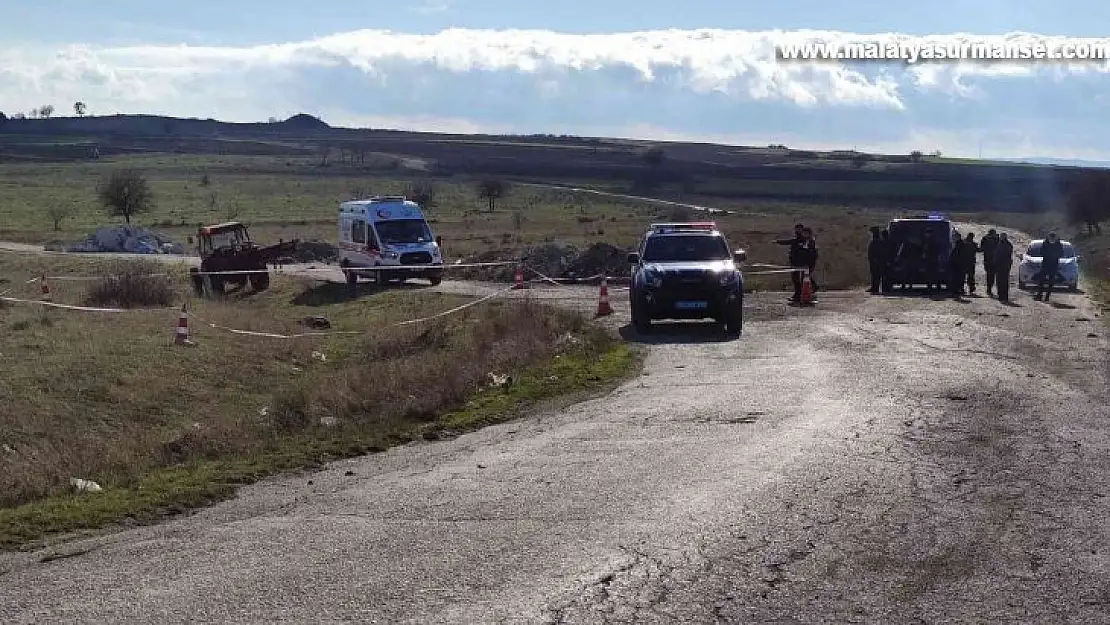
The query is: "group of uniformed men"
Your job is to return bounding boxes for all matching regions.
[867,227,1021,303]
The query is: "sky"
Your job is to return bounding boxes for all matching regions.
[3,1,1110,159]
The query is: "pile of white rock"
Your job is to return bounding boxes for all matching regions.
[64,225,186,255]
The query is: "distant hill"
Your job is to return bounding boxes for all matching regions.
[0,111,1106,213]
[998,157,1110,169]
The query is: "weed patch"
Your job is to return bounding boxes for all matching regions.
[84,259,175,308]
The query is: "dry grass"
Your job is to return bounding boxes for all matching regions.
[83,259,176,308]
[0,254,636,545]
[271,298,595,433]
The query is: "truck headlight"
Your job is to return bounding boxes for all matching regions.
[719,271,739,287]
[383,251,399,260]
[642,269,662,288]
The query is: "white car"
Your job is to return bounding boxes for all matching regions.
[1017,239,1080,291]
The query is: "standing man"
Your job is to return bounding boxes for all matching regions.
[963,232,979,295]
[1036,231,1064,301]
[948,231,967,296]
[801,227,818,294]
[980,229,1001,297]
[773,223,808,303]
[993,232,1015,303]
[867,227,884,294]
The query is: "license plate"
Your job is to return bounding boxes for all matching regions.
[675,301,708,310]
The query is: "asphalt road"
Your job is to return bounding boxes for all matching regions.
[1,225,1108,623]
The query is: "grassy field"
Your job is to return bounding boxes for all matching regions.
[0,154,894,291]
[0,251,638,548]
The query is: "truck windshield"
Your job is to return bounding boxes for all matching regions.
[207,229,246,250]
[375,219,433,244]
[642,234,731,262]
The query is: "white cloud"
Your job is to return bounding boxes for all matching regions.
[3,28,1110,158]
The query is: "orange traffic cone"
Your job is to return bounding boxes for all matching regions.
[595,275,614,317]
[512,266,526,290]
[39,274,51,300]
[800,271,815,306]
[175,304,194,346]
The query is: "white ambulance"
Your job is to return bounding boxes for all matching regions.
[337,196,444,285]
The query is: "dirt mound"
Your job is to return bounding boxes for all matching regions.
[289,240,338,263]
[565,243,628,279]
[449,242,630,283]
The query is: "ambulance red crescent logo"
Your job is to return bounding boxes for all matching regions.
[377,209,391,218]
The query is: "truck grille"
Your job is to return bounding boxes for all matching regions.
[400,252,433,265]
[663,271,709,286]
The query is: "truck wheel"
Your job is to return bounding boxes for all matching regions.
[190,269,204,296]
[631,299,652,334]
[249,271,270,291]
[209,275,225,295]
[724,301,743,337]
[429,275,442,286]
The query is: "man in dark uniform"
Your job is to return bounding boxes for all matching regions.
[994,232,1015,303]
[1036,231,1065,301]
[867,227,884,293]
[963,232,979,295]
[773,223,808,303]
[948,231,967,296]
[801,227,818,295]
[980,229,1001,297]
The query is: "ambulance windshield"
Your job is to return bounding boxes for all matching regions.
[375,219,434,244]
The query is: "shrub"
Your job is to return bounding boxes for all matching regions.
[85,260,175,309]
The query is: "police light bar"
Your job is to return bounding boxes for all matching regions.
[649,222,717,232]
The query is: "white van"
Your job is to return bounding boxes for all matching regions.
[337,196,444,285]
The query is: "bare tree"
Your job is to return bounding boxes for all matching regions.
[74,102,87,117]
[406,179,437,209]
[1066,170,1110,235]
[318,144,332,167]
[97,169,154,225]
[477,179,509,212]
[46,203,76,231]
[909,150,923,163]
[39,105,55,118]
